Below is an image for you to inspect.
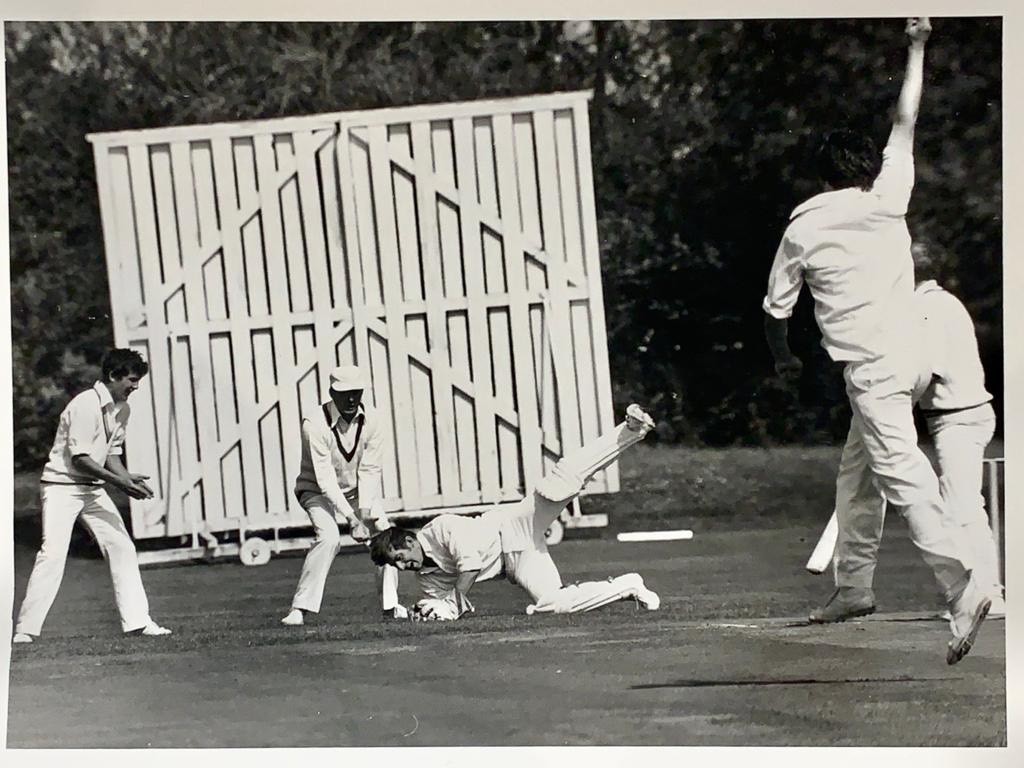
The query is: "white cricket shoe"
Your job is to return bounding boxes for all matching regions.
[140,621,172,637]
[621,572,661,610]
[635,581,661,611]
[625,404,656,433]
[12,633,33,644]
[281,608,304,626]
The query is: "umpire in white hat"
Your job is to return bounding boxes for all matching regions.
[281,364,399,625]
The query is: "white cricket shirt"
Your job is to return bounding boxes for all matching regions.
[415,514,505,582]
[914,281,992,412]
[763,140,917,362]
[40,382,130,485]
[294,401,385,518]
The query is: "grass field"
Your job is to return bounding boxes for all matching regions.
[5,445,1007,747]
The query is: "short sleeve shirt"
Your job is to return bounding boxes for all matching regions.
[40,382,130,484]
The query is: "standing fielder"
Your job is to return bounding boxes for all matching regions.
[914,269,1003,617]
[281,365,401,626]
[368,405,660,620]
[808,247,1005,618]
[763,18,989,664]
[13,349,172,643]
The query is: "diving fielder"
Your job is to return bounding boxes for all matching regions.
[368,405,661,620]
[281,365,401,625]
[763,18,989,664]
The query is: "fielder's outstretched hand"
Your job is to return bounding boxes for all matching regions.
[906,17,931,44]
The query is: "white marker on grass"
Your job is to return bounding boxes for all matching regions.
[616,529,693,542]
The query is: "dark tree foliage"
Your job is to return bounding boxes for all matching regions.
[6,19,1002,468]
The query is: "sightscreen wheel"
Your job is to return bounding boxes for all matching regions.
[239,536,272,566]
[544,519,565,546]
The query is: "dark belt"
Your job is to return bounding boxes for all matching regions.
[920,401,992,419]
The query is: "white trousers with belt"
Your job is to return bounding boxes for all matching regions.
[927,403,1001,597]
[290,491,398,613]
[16,483,152,635]
[833,354,970,602]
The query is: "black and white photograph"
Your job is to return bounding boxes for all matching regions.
[1,0,1019,758]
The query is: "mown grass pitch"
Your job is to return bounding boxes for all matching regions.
[6,446,1006,746]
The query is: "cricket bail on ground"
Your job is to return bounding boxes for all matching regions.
[87,91,622,563]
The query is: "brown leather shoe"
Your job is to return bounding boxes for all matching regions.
[809,587,876,623]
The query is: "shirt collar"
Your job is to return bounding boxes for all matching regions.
[93,381,115,409]
[915,279,943,295]
[790,187,864,220]
[323,400,365,428]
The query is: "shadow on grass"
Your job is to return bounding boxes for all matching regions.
[633,676,960,689]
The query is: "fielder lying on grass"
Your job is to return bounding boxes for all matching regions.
[368,405,661,621]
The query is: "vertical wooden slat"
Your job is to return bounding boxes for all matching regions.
[514,116,558,466]
[253,133,306,509]
[411,120,460,499]
[169,140,224,532]
[92,145,129,362]
[234,138,271,318]
[366,124,423,507]
[453,117,498,499]
[150,146,180,278]
[107,150,160,536]
[368,328,401,502]
[253,328,290,521]
[191,146,231,527]
[334,126,373,374]
[211,136,267,518]
[436,120,480,496]
[555,109,588,280]
[389,125,425,303]
[293,326,319,424]
[474,119,520,495]
[127,145,176,534]
[151,146,190,537]
[337,124,397,510]
[106,148,146,336]
[192,143,228,322]
[533,110,584,456]
[572,99,618,492]
[390,126,438,497]
[318,130,349,321]
[293,130,338,402]
[492,114,543,493]
[275,137,313,314]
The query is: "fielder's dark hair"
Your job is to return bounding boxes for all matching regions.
[369,527,418,566]
[814,129,881,191]
[102,348,149,381]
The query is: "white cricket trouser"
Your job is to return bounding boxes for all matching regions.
[290,492,398,613]
[16,484,151,635]
[834,355,969,601]
[927,404,1001,597]
[495,420,648,611]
